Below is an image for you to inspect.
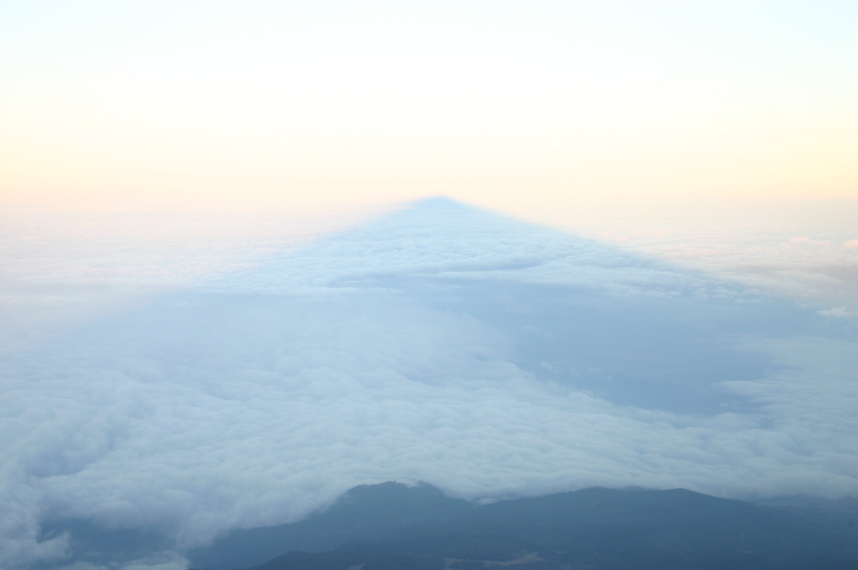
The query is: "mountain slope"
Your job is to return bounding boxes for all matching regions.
[190,482,472,570]
[190,483,858,570]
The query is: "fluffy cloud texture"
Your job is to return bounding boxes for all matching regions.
[1,199,856,569]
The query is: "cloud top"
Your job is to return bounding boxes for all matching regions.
[1,199,856,569]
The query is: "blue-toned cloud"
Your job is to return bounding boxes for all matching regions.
[1,199,856,569]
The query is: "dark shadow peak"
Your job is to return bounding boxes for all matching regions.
[406,195,469,209]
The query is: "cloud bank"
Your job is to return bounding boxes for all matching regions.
[1,198,856,569]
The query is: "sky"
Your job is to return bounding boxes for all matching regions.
[1,0,857,211]
[1,2,857,569]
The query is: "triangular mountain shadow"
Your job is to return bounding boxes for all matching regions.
[189,481,858,570]
[202,195,714,295]
[198,197,845,414]
[25,197,849,415]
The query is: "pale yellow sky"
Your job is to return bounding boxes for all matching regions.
[1,1,856,218]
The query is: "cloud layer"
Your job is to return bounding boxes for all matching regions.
[2,199,856,569]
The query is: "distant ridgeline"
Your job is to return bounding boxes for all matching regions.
[186,482,858,570]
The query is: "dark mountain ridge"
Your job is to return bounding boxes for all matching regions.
[189,482,858,570]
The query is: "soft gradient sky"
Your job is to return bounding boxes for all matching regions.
[2,0,857,211]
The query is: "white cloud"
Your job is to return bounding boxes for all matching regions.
[1,199,856,568]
